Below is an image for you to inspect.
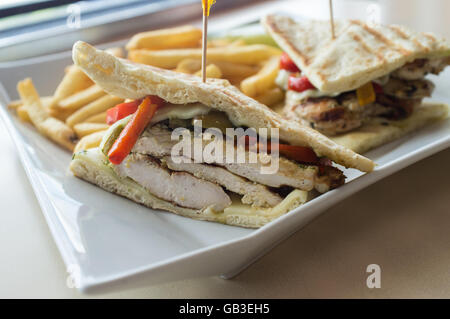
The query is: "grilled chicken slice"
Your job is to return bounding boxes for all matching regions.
[285,77,430,136]
[164,156,283,207]
[132,125,342,191]
[134,126,316,190]
[382,78,434,100]
[114,153,231,211]
[285,92,391,136]
[392,57,450,80]
[133,125,345,192]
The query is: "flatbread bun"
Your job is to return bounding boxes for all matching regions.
[330,103,449,154]
[262,14,450,94]
[70,148,310,228]
[72,41,374,172]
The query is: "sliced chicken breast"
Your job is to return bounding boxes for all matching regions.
[285,93,390,136]
[114,153,231,211]
[392,57,450,80]
[133,125,345,192]
[382,78,434,100]
[164,156,283,207]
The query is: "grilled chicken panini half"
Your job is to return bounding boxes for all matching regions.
[263,15,450,154]
[70,41,374,228]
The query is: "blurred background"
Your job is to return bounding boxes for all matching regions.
[1,0,449,62]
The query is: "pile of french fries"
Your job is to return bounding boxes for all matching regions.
[9,25,284,154]
[8,48,126,152]
[126,25,285,106]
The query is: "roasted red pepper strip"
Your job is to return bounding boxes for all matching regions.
[288,75,315,93]
[372,82,384,94]
[108,96,163,165]
[279,52,300,72]
[241,136,320,165]
[277,144,319,164]
[106,99,143,125]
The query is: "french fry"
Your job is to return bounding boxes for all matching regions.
[176,59,202,74]
[105,47,125,58]
[175,59,259,82]
[74,123,110,138]
[240,56,280,97]
[213,61,260,79]
[17,105,31,122]
[13,96,54,122]
[194,64,223,78]
[58,85,106,112]
[85,111,107,123]
[228,39,246,47]
[49,107,76,122]
[41,96,53,110]
[9,96,53,110]
[64,65,75,74]
[50,66,94,110]
[254,87,285,107]
[74,130,107,153]
[7,99,22,110]
[17,78,76,151]
[66,95,124,128]
[126,25,202,50]
[176,60,223,78]
[39,118,77,151]
[226,76,247,86]
[128,44,282,69]
[17,79,50,125]
[207,39,232,48]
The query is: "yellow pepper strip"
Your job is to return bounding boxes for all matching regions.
[357,82,376,106]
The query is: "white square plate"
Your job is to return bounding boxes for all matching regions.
[1,23,449,295]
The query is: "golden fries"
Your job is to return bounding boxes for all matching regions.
[213,61,260,79]
[17,79,50,125]
[39,118,78,151]
[17,78,76,151]
[49,107,76,122]
[176,58,259,79]
[254,87,285,107]
[13,96,54,122]
[128,44,281,69]
[12,24,290,155]
[126,25,202,51]
[176,59,202,74]
[74,123,110,138]
[50,66,93,110]
[17,105,31,122]
[194,64,223,78]
[7,99,22,110]
[228,39,246,47]
[207,39,232,48]
[105,47,125,58]
[58,85,106,113]
[85,112,107,123]
[74,130,107,153]
[240,56,280,97]
[66,95,123,128]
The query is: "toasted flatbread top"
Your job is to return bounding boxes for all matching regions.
[72,41,374,172]
[262,15,450,94]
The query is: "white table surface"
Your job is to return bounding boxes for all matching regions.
[1,0,449,298]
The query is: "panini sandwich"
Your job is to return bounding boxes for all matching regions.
[262,15,450,153]
[69,41,374,228]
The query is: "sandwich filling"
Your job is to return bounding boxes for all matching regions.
[100,99,345,212]
[278,53,450,135]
